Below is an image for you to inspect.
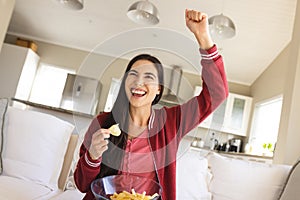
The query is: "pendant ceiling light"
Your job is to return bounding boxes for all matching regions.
[208,14,236,39]
[57,0,84,10]
[127,0,159,25]
[208,0,236,39]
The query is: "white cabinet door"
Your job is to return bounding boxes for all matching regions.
[194,86,252,136]
[0,43,40,99]
[222,93,253,136]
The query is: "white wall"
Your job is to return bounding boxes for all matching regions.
[0,0,15,52]
[273,0,300,165]
[250,45,289,103]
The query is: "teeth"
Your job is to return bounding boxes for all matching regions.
[132,89,146,95]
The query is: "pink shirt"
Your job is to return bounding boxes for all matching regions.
[119,129,157,186]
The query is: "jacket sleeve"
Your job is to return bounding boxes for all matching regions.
[164,44,229,138]
[73,117,102,193]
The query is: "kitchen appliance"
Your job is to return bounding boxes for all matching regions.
[215,143,230,152]
[210,138,219,150]
[60,74,101,115]
[159,65,183,106]
[228,138,242,152]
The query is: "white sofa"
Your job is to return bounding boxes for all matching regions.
[176,139,300,200]
[0,98,79,199]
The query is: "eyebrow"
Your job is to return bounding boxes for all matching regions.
[128,70,157,78]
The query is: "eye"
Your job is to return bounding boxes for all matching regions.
[128,70,138,77]
[145,75,155,80]
[144,73,156,81]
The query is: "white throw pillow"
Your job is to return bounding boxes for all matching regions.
[176,149,212,200]
[207,152,291,200]
[2,107,74,190]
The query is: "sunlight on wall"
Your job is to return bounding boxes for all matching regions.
[29,63,75,107]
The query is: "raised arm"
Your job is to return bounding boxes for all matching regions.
[185,9,214,50]
[163,10,228,137]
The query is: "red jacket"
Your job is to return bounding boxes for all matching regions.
[74,45,228,200]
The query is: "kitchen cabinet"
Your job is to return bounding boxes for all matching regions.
[194,86,252,136]
[222,93,253,136]
[0,43,40,99]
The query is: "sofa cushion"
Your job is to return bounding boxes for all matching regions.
[2,107,74,190]
[0,175,54,199]
[278,158,300,200]
[207,152,291,200]
[176,149,212,200]
[0,98,8,174]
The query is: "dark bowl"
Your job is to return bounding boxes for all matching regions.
[91,174,162,200]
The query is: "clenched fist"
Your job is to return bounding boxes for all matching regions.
[185,9,213,50]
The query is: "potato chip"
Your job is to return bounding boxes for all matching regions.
[109,189,158,200]
[109,124,121,136]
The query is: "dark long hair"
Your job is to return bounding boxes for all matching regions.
[98,54,164,178]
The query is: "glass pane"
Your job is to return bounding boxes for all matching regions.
[249,97,283,155]
[211,99,227,130]
[230,98,245,129]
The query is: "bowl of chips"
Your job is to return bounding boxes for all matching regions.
[91,174,162,200]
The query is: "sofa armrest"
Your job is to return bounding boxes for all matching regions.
[278,158,300,200]
[58,134,79,191]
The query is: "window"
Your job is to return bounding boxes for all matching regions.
[29,63,75,107]
[249,96,283,155]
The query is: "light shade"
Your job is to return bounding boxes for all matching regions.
[208,14,236,39]
[57,0,83,10]
[127,0,159,25]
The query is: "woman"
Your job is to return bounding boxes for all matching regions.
[74,9,228,200]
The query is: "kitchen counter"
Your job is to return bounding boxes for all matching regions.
[190,145,273,163]
[11,98,94,118]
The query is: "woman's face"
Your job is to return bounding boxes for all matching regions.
[125,59,161,109]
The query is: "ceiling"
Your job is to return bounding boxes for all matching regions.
[7,0,298,86]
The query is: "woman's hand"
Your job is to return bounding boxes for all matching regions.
[88,128,110,160]
[185,9,213,50]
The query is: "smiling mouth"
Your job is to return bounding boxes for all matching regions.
[131,88,147,97]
